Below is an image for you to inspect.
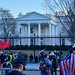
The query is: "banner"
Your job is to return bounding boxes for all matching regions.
[37,49,45,58]
[0,40,10,49]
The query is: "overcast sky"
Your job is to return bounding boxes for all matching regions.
[0,0,47,17]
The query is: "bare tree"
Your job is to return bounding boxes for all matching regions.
[0,8,17,40]
[44,0,75,45]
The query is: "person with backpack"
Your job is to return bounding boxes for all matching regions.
[39,54,52,75]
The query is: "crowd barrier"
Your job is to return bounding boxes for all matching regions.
[0,62,12,75]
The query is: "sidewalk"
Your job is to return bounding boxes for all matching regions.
[23,70,60,75]
[25,63,40,70]
[0,63,60,75]
[25,63,60,71]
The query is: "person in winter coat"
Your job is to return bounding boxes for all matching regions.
[39,54,52,75]
[5,58,25,75]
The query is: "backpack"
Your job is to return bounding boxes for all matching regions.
[39,61,47,71]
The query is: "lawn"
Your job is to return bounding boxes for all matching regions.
[5,50,69,57]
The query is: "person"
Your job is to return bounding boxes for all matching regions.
[5,52,13,73]
[39,54,52,75]
[68,49,73,54]
[39,60,48,75]
[5,58,25,75]
[54,50,58,57]
[49,51,58,75]
[16,52,24,60]
[60,49,75,75]
[29,54,33,63]
[35,55,38,63]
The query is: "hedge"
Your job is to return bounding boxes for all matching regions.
[4,45,72,51]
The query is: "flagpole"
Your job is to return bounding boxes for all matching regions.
[45,0,48,14]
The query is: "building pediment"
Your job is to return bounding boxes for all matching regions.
[18,12,50,20]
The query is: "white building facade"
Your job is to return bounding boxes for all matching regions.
[16,12,71,46]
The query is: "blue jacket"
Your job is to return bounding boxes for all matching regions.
[44,57,51,69]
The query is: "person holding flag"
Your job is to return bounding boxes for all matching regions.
[60,49,75,75]
[37,49,45,62]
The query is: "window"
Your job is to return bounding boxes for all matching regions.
[20,28,21,34]
[41,28,43,33]
[62,27,65,33]
[31,28,34,33]
[62,38,65,45]
[31,38,33,45]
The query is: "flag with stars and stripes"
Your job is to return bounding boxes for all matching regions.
[60,53,75,75]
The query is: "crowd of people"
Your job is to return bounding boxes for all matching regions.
[39,49,75,75]
[38,50,63,75]
[0,49,74,75]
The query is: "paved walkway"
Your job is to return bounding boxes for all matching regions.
[23,70,40,75]
[23,70,60,75]
[25,63,60,75]
[25,63,60,71]
[25,63,40,70]
[0,63,60,75]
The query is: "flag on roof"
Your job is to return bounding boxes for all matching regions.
[60,53,75,75]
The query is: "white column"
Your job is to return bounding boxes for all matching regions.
[45,27,48,45]
[54,25,56,45]
[49,23,51,36]
[52,25,55,45]
[23,26,25,36]
[51,24,52,45]
[28,23,30,36]
[38,23,41,45]
[49,23,51,45]
[17,23,20,45]
[28,23,30,46]
[18,23,20,34]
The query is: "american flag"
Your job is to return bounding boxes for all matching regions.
[60,53,75,75]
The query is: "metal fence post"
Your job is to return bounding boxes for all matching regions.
[60,33,61,51]
[1,62,13,75]
[34,34,35,59]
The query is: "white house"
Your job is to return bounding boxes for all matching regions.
[15,11,71,46]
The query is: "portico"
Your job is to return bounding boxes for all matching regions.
[17,12,55,46]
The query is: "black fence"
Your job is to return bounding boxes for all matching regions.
[0,36,73,51]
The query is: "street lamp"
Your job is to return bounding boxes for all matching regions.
[60,33,61,51]
[34,34,35,59]
[10,34,11,46]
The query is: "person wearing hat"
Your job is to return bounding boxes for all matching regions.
[5,58,25,75]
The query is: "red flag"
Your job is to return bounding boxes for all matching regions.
[60,54,75,75]
[0,40,10,49]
